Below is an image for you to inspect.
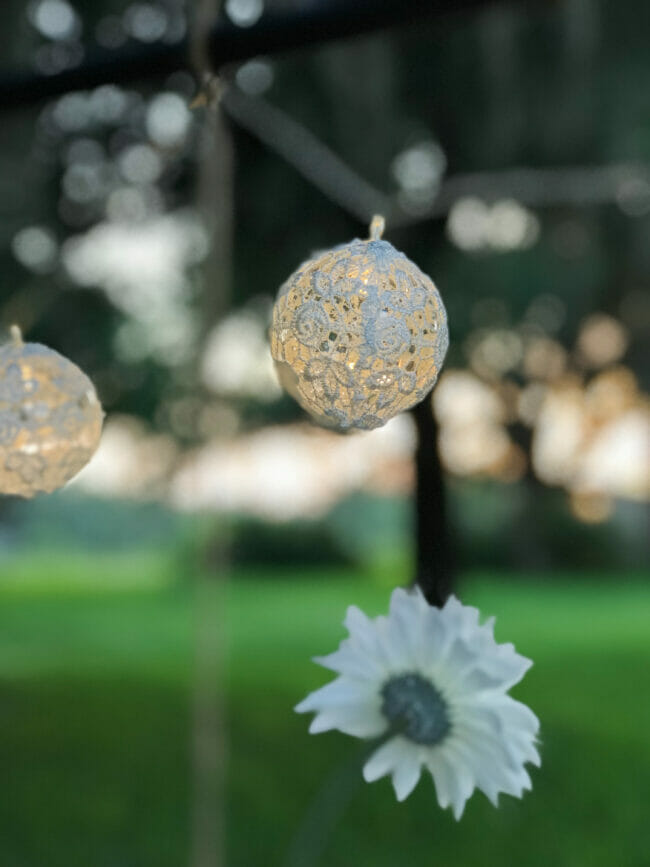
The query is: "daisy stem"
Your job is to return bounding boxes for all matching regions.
[283,744,366,867]
[411,397,454,607]
[283,731,396,867]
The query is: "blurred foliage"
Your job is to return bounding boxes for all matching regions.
[2,485,646,572]
[226,516,356,570]
[3,490,189,551]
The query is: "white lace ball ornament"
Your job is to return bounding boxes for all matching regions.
[0,327,103,498]
[271,216,448,431]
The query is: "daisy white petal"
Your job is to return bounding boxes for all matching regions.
[441,741,475,819]
[296,587,541,818]
[508,731,542,767]
[308,702,385,737]
[486,695,540,735]
[426,751,455,809]
[413,605,448,668]
[441,594,481,636]
[374,614,411,671]
[450,736,518,806]
[294,677,373,712]
[344,606,381,655]
[391,746,422,801]
[362,736,406,782]
[362,735,425,799]
[313,643,384,680]
[387,588,424,663]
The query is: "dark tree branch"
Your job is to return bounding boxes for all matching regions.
[206,0,501,69]
[411,398,453,607]
[0,42,187,109]
[0,0,509,109]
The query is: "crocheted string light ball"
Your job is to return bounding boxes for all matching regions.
[0,326,103,498]
[270,216,448,431]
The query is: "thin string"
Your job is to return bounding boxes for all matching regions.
[369,214,386,240]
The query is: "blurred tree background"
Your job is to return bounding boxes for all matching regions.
[1,0,647,571]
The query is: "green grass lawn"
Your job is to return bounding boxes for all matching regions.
[0,552,648,866]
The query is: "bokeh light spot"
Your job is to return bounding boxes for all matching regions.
[29,0,79,41]
[12,226,58,273]
[146,92,191,148]
[225,0,264,27]
[235,59,274,95]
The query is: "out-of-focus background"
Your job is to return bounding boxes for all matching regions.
[0,1,648,865]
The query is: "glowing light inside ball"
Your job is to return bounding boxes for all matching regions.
[270,216,449,431]
[0,326,103,498]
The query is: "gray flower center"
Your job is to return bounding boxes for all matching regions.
[381,673,451,745]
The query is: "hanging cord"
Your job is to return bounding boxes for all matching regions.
[188,5,230,867]
[411,398,454,607]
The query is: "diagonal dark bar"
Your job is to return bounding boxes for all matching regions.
[0,0,505,109]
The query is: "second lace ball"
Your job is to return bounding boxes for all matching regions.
[0,328,103,498]
[270,217,448,431]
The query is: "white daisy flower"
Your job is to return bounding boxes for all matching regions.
[296,587,540,818]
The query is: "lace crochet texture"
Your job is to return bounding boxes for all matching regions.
[0,338,103,497]
[271,236,448,431]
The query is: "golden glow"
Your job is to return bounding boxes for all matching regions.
[577,314,628,369]
[570,492,613,524]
